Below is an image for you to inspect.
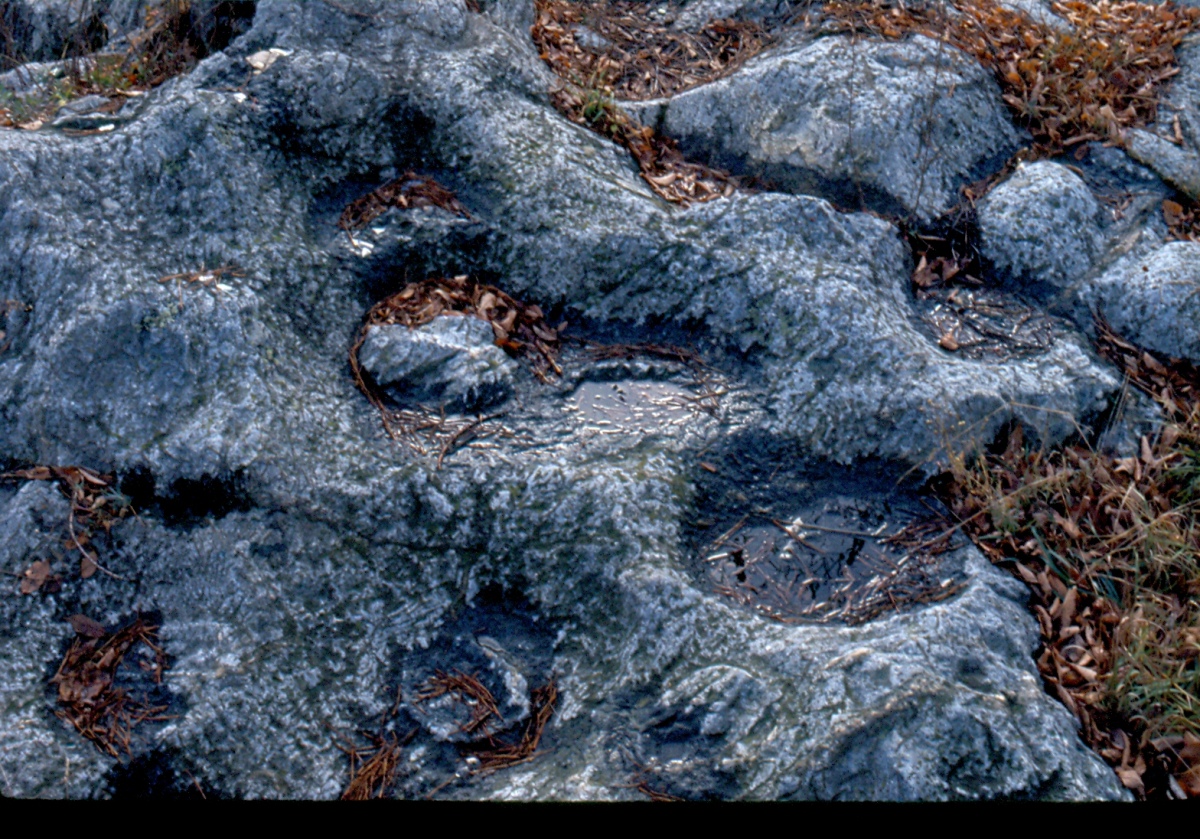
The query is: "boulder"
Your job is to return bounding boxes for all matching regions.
[1081,241,1200,364]
[623,34,1024,223]
[357,316,517,412]
[1123,37,1200,201]
[978,161,1104,291]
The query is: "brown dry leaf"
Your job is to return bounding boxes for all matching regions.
[19,560,51,595]
[1164,199,1186,225]
[67,614,109,639]
[79,553,99,580]
[1117,766,1146,794]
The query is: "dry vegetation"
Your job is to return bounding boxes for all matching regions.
[824,0,1200,155]
[533,0,769,203]
[1,1,242,130]
[1163,195,1200,241]
[940,322,1200,798]
[1,465,135,591]
[52,616,171,758]
[337,172,471,232]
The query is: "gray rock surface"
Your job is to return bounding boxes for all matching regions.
[670,0,804,29]
[978,161,1104,291]
[1124,36,1200,200]
[1081,241,1200,364]
[623,34,1024,223]
[0,0,104,65]
[0,0,1146,801]
[358,316,517,412]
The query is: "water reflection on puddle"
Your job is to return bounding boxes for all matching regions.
[569,380,695,432]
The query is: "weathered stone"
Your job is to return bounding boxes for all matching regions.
[623,34,1023,223]
[1081,241,1200,364]
[0,0,1139,801]
[1126,127,1200,202]
[358,316,517,412]
[978,161,1104,291]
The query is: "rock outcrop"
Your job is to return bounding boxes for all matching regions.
[2,0,1175,801]
[624,33,1024,223]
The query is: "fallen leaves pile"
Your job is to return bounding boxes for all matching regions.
[1163,196,1200,241]
[0,0,217,133]
[940,320,1200,798]
[1,465,135,591]
[533,0,774,101]
[823,0,1200,155]
[337,172,470,232]
[52,616,170,758]
[533,0,752,203]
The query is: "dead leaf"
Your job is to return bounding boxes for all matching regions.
[19,560,51,595]
[1117,766,1145,794]
[67,614,108,638]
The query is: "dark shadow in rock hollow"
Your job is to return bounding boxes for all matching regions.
[386,581,560,797]
[103,748,216,800]
[120,467,253,529]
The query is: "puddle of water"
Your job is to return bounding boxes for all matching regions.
[701,495,930,622]
[689,441,965,624]
[569,380,696,432]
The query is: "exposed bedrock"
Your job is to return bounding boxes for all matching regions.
[623,33,1024,224]
[0,0,1148,800]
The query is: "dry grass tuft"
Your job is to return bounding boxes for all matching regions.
[941,319,1200,798]
[824,0,1200,156]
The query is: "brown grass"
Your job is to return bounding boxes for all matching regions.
[940,320,1200,798]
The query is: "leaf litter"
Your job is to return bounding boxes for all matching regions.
[532,0,778,204]
[350,275,563,453]
[938,318,1200,798]
[1,465,136,589]
[52,616,171,758]
[1,0,246,133]
[823,0,1200,156]
[337,171,471,233]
